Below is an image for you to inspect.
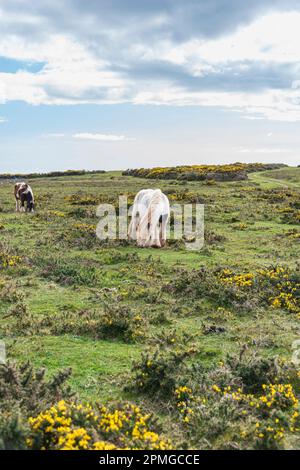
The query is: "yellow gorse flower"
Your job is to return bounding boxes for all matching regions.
[0,251,22,268]
[28,400,172,451]
[218,266,300,314]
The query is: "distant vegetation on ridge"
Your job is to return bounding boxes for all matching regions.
[123,163,287,182]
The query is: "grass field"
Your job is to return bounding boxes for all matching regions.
[0,167,299,449]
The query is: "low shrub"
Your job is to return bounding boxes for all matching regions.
[0,241,22,269]
[34,210,66,221]
[48,305,147,343]
[68,207,96,219]
[167,265,300,314]
[0,361,73,450]
[4,304,148,343]
[0,361,171,450]
[284,229,300,241]
[0,280,24,303]
[0,360,171,450]
[204,230,226,245]
[2,300,35,335]
[95,305,147,342]
[123,163,285,182]
[128,331,197,398]
[52,305,147,343]
[37,257,100,286]
[28,400,171,450]
[281,209,300,225]
[173,351,300,450]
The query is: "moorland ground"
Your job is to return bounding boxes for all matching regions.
[0,166,299,449]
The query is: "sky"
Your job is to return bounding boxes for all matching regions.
[0,0,300,173]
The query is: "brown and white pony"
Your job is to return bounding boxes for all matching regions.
[136,189,170,248]
[14,182,35,212]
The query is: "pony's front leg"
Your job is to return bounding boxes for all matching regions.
[15,199,21,212]
[129,212,140,240]
[128,218,137,240]
[150,225,161,248]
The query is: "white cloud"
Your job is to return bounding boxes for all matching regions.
[158,11,300,68]
[0,33,128,105]
[133,86,300,121]
[0,7,300,121]
[0,116,8,123]
[237,147,289,154]
[40,132,135,141]
[72,133,135,142]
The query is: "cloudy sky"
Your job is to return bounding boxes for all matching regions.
[0,0,300,172]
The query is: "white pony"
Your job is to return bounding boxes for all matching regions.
[136,189,170,248]
[128,189,155,240]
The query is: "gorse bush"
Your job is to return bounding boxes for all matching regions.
[174,381,299,450]
[3,304,147,343]
[59,223,98,249]
[221,352,291,394]
[34,210,66,221]
[168,265,300,314]
[0,280,24,303]
[68,207,96,219]
[128,331,198,398]
[96,304,147,342]
[28,401,171,450]
[0,362,73,416]
[190,350,299,394]
[0,411,29,450]
[123,163,285,182]
[165,190,205,203]
[284,229,300,241]
[0,353,298,450]
[0,242,22,269]
[37,257,100,286]
[0,361,73,450]
[0,253,22,269]
[51,305,147,343]
[173,351,300,450]
[3,300,35,335]
[166,266,253,310]
[204,229,226,245]
[0,361,171,450]
[64,192,117,206]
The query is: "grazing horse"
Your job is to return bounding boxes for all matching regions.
[14,182,35,212]
[136,189,170,248]
[128,189,155,240]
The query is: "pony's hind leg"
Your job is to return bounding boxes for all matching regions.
[160,214,169,247]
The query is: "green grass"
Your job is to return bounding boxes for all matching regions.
[249,168,300,188]
[6,335,141,402]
